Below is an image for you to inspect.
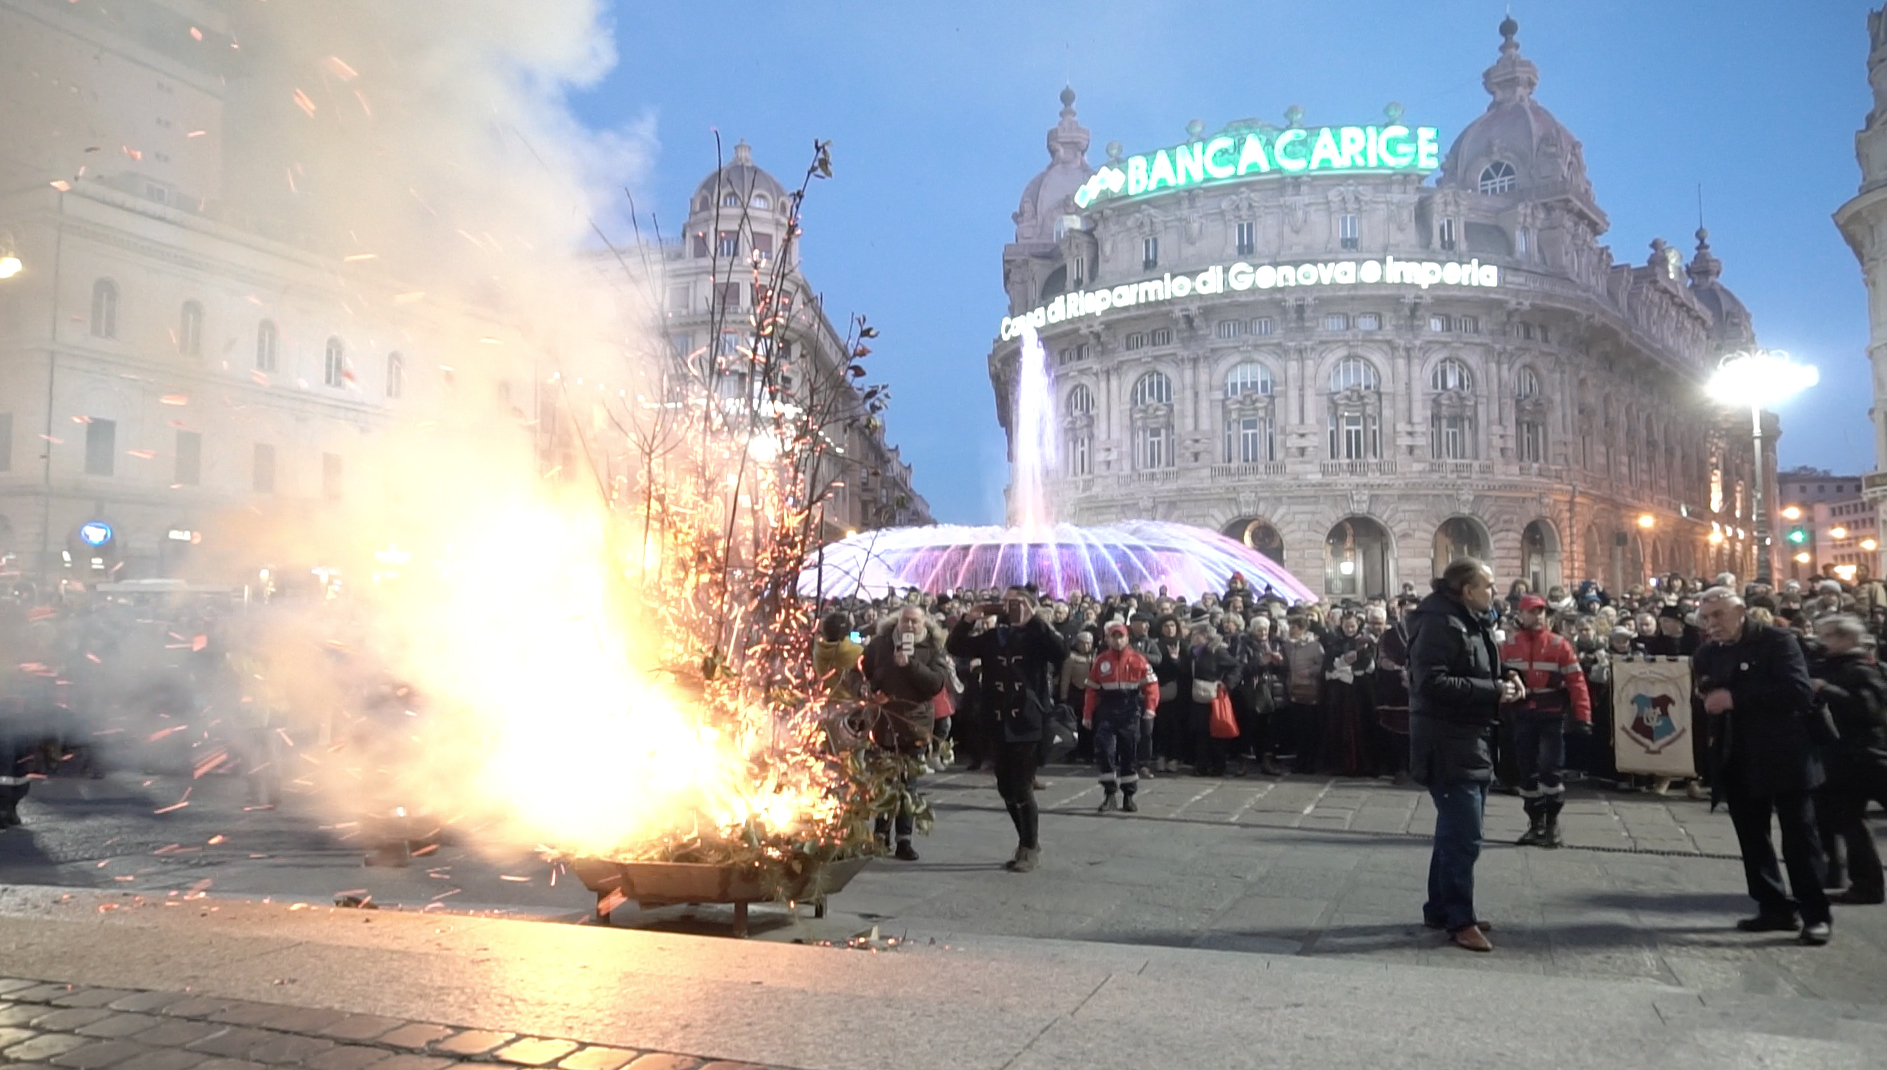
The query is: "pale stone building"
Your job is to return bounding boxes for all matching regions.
[1835,7,1887,581]
[654,142,930,537]
[988,18,1769,599]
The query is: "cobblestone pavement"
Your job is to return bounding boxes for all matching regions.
[0,976,766,1070]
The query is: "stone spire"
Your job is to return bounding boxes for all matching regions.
[1483,15,1541,105]
[1046,85,1090,168]
[1686,227,1722,287]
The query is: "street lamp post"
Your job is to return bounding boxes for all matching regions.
[1707,350,1819,587]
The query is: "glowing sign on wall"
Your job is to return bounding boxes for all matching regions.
[998,256,1500,341]
[77,521,114,547]
[1074,124,1441,209]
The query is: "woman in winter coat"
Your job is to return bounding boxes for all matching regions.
[1320,612,1378,776]
[1281,616,1326,773]
[1150,615,1189,772]
[1184,621,1241,776]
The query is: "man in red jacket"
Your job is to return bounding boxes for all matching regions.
[1085,622,1161,813]
[1500,594,1592,847]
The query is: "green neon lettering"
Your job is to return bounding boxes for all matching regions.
[1127,156,1149,195]
[1148,149,1177,190]
[1174,142,1205,186]
[1236,134,1271,174]
[1379,125,1414,167]
[1273,129,1309,172]
[1338,126,1366,168]
[1203,137,1236,179]
[1416,127,1440,170]
[1308,128,1342,170]
[1366,126,1381,168]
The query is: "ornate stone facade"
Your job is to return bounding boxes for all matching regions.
[1834,7,1887,576]
[988,19,1766,599]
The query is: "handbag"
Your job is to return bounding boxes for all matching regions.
[1192,677,1221,703]
[1208,686,1239,739]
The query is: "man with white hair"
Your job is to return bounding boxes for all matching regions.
[1693,586,1832,945]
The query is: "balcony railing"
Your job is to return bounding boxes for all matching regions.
[1426,460,1494,478]
[1210,462,1288,480]
[1319,459,1398,478]
[1117,468,1180,488]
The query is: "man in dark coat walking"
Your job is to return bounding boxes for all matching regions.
[1407,558,1526,953]
[1694,586,1833,944]
[1809,613,1887,905]
[946,587,1067,873]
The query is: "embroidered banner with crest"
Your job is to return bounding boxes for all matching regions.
[1611,656,1695,778]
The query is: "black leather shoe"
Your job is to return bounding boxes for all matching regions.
[894,840,919,862]
[1736,913,1800,933]
[1121,795,1138,813]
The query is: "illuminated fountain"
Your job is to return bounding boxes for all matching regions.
[803,325,1315,601]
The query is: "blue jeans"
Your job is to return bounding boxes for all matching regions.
[1424,779,1488,932]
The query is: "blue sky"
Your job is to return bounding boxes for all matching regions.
[574,1,1880,523]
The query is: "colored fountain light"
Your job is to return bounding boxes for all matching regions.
[799,520,1315,602]
[804,316,1315,601]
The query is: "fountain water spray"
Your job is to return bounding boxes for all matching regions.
[1011,323,1059,532]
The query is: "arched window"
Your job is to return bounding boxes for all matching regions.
[1066,383,1094,416]
[1328,357,1381,460]
[1478,161,1517,194]
[90,279,118,338]
[256,320,278,372]
[720,192,742,208]
[1130,371,1172,407]
[1065,384,1094,477]
[1515,366,1541,399]
[1225,362,1273,397]
[178,301,203,357]
[1128,372,1173,470]
[1430,358,1473,393]
[1329,356,1379,392]
[1224,363,1276,465]
[386,352,405,399]
[750,192,770,210]
[1430,360,1477,460]
[323,337,345,388]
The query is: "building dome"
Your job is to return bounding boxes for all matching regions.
[690,140,788,217]
[1012,87,1094,244]
[1686,228,1756,351]
[1439,17,1603,227]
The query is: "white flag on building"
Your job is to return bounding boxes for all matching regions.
[1612,657,1696,778]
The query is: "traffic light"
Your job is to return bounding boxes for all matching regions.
[1785,526,1809,546]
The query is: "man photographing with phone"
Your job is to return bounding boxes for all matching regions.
[947,586,1068,872]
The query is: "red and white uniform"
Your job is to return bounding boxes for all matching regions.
[1083,646,1160,726]
[1499,625,1592,724]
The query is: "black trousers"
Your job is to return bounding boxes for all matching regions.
[1726,790,1831,924]
[1816,777,1886,899]
[993,741,1040,848]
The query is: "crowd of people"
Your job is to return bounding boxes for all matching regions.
[819,566,1887,945]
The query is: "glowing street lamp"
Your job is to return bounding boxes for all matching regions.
[0,255,21,280]
[1707,349,1820,585]
[1636,514,1655,529]
[1831,526,1850,540]
[1864,538,1879,552]
[1781,505,1803,521]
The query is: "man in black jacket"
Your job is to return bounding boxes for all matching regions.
[1694,587,1832,944]
[1810,614,1887,905]
[946,587,1067,873]
[1408,558,1526,953]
